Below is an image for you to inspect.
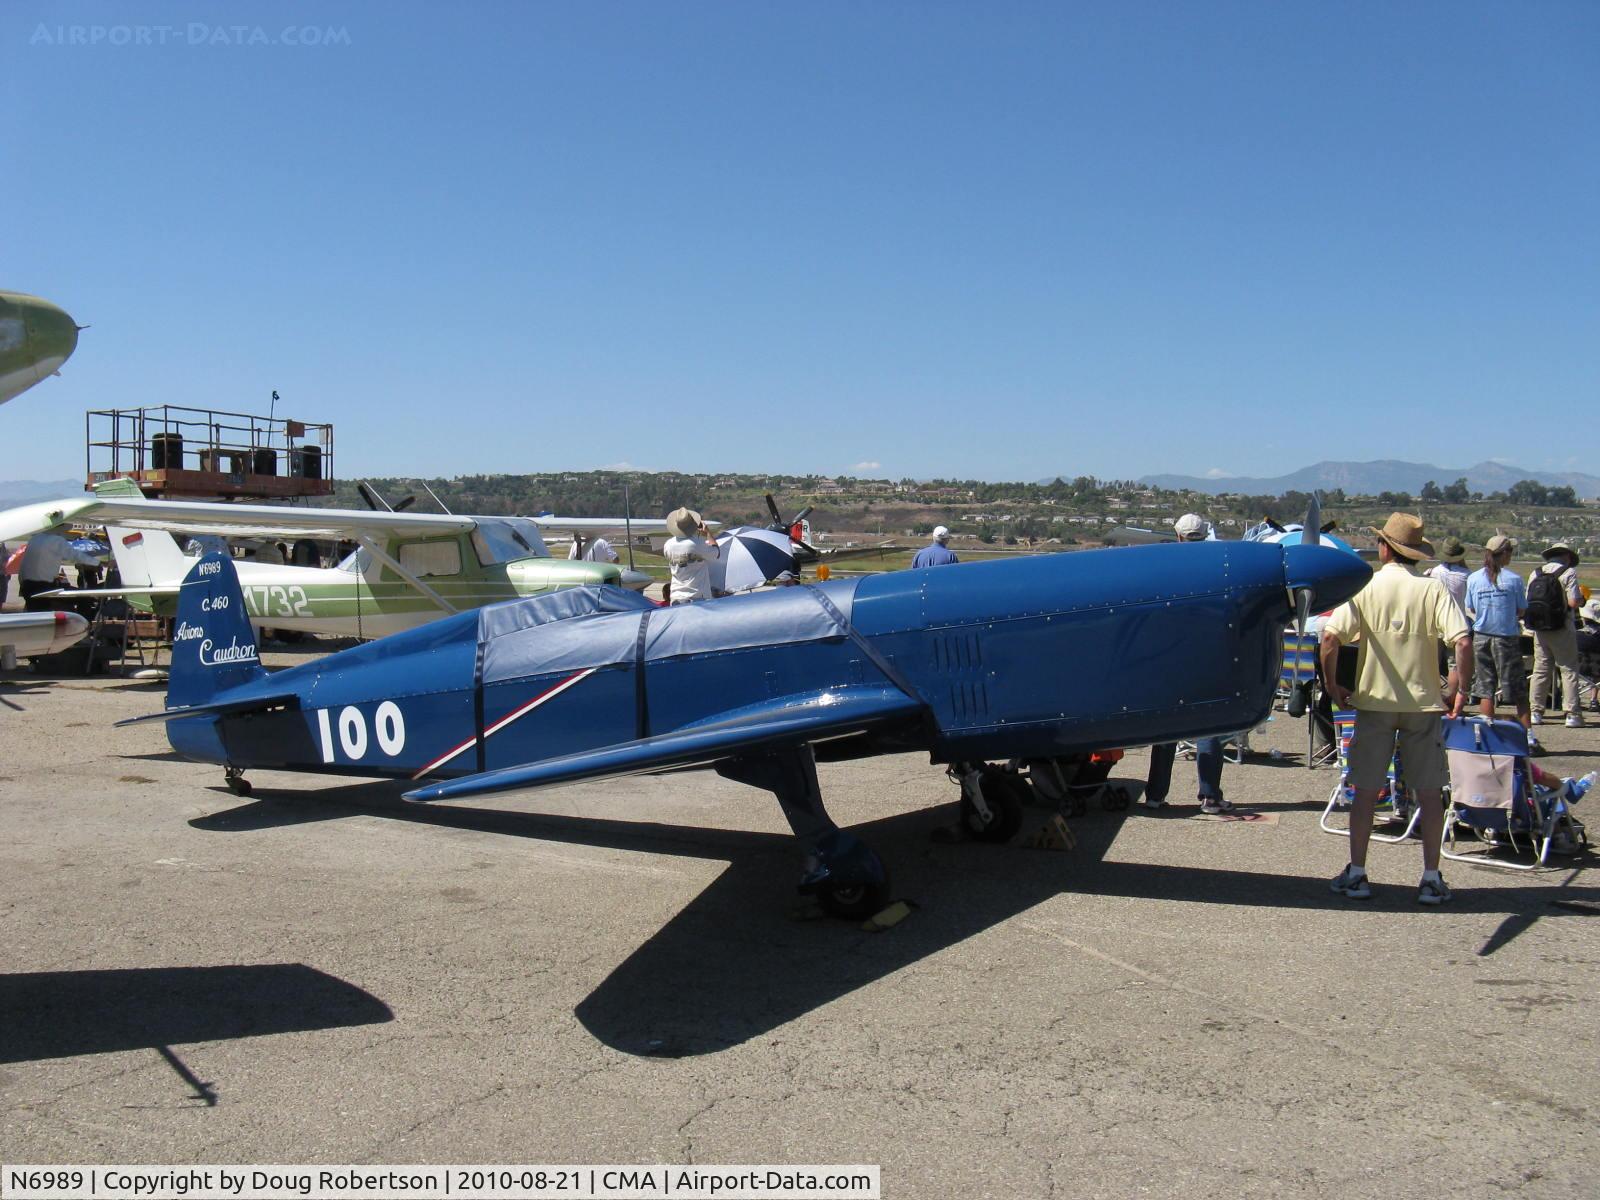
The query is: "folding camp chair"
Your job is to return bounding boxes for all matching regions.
[1442,717,1588,870]
[1178,730,1251,764]
[1279,628,1333,767]
[1319,709,1421,842]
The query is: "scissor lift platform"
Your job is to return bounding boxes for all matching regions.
[86,404,334,501]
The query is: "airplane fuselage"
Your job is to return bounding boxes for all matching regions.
[165,542,1354,779]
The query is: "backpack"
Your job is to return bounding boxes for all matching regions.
[1526,568,1569,632]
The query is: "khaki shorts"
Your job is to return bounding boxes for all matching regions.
[1348,709,1447,794]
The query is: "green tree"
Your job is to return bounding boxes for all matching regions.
[1507,480,1549,506]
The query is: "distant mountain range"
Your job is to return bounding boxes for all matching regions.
[0,478,81,506]
[1128,460,1600,500]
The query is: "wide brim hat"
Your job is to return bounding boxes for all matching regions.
[1583,597,1600,624]
[1438,537,1467,564]
[1484,534,1516,555]
[1543,541,1580,565]
[1369,512,1433,562]
[666,507,702,537]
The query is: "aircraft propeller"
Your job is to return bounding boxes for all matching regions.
[357,482,417,513]
[764,493,819,560]
[1285,492,1322,718]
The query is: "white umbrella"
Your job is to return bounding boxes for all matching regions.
[711,526,798,594]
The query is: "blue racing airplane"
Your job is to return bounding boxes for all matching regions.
[123,538,1370,918]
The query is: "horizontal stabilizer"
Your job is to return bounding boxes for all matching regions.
[37,585,182,599]
[405,686,922,803]
[116,691,302,727]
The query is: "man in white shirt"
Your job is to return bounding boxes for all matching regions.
[19,526,101,610]
[662,507,719,605]
[1424,536,1470,615]
[566,536,620,564]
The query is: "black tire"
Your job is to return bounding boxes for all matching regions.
[1103,784,1131,812]
[817,870,892,921]
[961,768,1026,843]
[226,777,253,798]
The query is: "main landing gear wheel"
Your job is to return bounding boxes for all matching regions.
[817,869,892,921]
[799,829,892,921]
[960,766,1028,843]
[223,767,252,797]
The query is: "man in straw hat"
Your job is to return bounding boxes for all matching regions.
[1424,536,1470,615]
[1465,534,1536,748]
[1321,513,1472,906]
[1526,541,1585,728]
[662,506,720,605]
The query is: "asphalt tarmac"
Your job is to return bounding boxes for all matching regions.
[3,656,1598,1198]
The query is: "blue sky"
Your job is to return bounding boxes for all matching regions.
[3,1,1596,485]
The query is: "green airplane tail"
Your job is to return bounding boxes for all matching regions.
[94,478,190,610]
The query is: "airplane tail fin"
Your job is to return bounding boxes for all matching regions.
[167,552,266,710]
[95,478,189,605]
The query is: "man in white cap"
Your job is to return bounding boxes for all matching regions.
[1527,541,1584,728]
[912,526,959,569]
[662,507,719,605]
[1173,512,1213,541]
[1143,512,1231,814]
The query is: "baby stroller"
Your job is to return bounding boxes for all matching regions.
[1442,717,1588,869]
[1319,709,1420,842]
[1017,752,1135,817]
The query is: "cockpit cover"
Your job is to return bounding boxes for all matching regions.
[477,580,860,684]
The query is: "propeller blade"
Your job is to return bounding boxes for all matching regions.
[1265,517,1285,533]
[764,493,784,525]
[1287,587,1315,718]
[356,482,392,512]
[394,495,417,512]
[792,506,814,525]
[1302,493,1322,549]
[1320,519,1338,534]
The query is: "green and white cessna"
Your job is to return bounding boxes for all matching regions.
[1,479,675,641]
[0,291,80,406]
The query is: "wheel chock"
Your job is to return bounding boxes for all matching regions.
[1020,814,1076,851]
[860,899,916,932]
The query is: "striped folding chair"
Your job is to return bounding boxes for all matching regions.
[1318,709,1421,842]
[1280,629,1333,767]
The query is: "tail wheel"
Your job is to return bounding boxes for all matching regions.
[962,768,1027,843]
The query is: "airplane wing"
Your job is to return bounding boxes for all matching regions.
[529,516,720,537]
[813,541,897,563]
[405,685,923,803]
[0,494,477,543]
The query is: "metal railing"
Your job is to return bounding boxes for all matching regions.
[86,404,334,486]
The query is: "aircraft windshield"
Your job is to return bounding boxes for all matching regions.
[335,546,372,574]
[471,518,548,565]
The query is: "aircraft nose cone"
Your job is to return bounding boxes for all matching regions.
[0,292,80,406]
[32,297,80,361]
[1284,543,1371,612]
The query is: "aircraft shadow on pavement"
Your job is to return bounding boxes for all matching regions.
[0,963,392,1065]
[194,782,1600,1057]
[0,680,50,710]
